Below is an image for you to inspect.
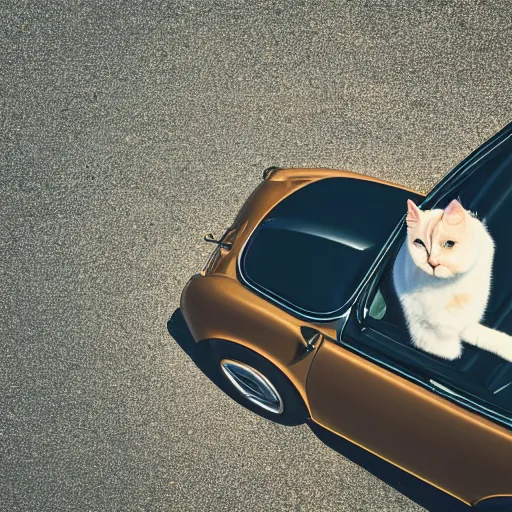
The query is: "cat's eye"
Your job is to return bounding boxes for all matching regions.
[414,238,425,247]
[442,240,456,248]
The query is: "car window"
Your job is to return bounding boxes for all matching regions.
[239,177,421,320]
[365,252,512,425]
[422,128,512,213]
[428,137,512,324]
[362,136,512,425]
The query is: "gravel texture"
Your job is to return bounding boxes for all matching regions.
[1,1,510,511]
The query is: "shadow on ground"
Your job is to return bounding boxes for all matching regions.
[167,308,471,512]
[166,307,222,386]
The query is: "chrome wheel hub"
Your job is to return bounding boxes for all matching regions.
[220,359,284,414]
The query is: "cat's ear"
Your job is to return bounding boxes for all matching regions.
[406,199,421,227]
[443,199,465,226]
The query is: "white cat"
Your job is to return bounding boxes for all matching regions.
[393,198,512,362]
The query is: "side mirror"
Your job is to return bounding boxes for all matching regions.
[203,233,232,250]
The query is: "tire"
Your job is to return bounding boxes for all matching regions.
[209,340,309,426]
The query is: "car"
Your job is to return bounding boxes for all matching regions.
[180,122,512,510]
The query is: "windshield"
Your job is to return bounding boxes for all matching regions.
[428,130,512,321]
[362,127,512,427]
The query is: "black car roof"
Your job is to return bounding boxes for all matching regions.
[239,177,421,321]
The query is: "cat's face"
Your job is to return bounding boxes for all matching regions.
[405,199,479,278]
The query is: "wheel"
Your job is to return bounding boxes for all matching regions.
[209,340,308,426]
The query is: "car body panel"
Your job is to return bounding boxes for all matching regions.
[306,338,512,505]
[179,163,512,506]
[181,168,420,404]
[180,273,337,408]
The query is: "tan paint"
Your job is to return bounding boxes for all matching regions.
[180,167,512,505]
[306,339,512,505]
[180,273,338,411]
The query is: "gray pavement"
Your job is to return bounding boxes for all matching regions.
[1,1,511,510]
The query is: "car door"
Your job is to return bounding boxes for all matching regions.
[305,261,512,505]
[306,121,512,506]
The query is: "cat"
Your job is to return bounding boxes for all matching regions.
[393,198,512,362]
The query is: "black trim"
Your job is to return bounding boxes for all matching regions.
[474,496,512,511]
[263,166,280,180]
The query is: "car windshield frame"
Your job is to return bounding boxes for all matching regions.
[348,123,512,429]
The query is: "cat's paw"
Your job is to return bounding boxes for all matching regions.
[413,339,462,360]
[435,342,463,360]
[499,342,512,363]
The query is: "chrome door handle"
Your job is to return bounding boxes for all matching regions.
[300,326,322,352]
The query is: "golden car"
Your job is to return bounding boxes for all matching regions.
[180,123,512,509]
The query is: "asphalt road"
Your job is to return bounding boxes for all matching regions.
[1,1,511,511]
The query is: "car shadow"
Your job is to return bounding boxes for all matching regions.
[308,423,471,512]
[166,307,222,387]
[167,308,471,512]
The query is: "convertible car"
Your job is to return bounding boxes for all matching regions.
[180,122,512,509]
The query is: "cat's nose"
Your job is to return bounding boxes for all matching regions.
[428,257,440,268]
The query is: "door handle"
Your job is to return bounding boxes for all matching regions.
[300,326,322,352]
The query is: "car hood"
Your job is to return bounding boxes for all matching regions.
[239,176,423,320]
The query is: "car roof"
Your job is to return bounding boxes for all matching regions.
[239,176,421,321]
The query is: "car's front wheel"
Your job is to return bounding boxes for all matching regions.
[209,340,308,426]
